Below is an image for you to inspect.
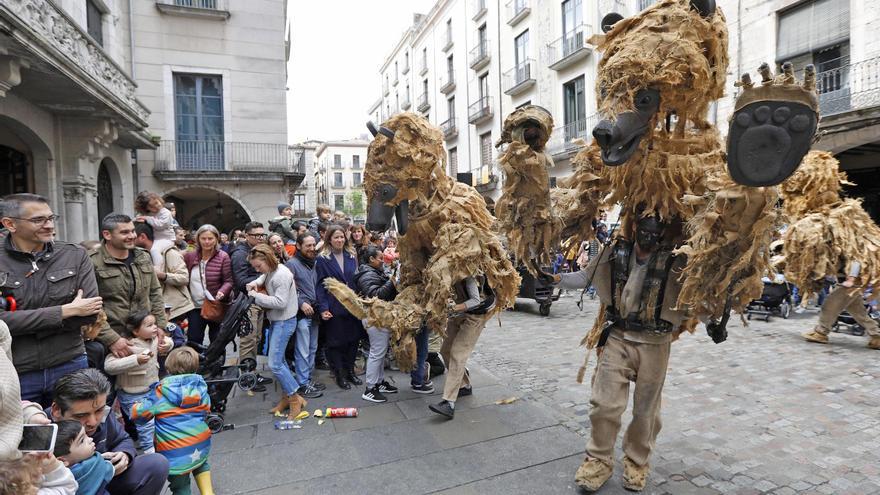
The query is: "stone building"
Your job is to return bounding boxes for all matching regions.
[131,0,300,234]
[0,0,154,242]
[314,139,370,222]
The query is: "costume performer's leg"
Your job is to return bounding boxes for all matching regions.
[622,341,671,468]
[441,314,486,402]
[586,333,633,466]
[814,286,860,335]
[843,294,880,337]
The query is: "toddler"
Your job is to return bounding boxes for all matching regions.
[104,310,171,453]
[134,190,176,267]
[53,420,113,495]
[132,347,214,495]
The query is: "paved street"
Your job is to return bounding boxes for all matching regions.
[206,294,880,494]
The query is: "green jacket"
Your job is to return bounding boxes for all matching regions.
[90,245,167,347]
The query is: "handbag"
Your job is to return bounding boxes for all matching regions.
[198,260,228,322]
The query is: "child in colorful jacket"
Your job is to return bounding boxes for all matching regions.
[131,347,214,495]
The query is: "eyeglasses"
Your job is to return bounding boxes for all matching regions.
[9,214,61,226]
[247,233,267,239]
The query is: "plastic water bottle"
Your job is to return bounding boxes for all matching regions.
[274,420,302,430]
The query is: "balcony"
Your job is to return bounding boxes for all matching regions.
[393,74,399,86]
[441,118,459,140]
[417,92,431,113]
[442,33,454,53]
[547,24,592,71]
[472,0,487,21]
[401,94,412,110]
[402,61,410,75]
[420,58,429,76]
[383,82,390,96]
[153,140,306,182]
[504,59,535,96]
[817,57,880,117]
[470,40,491,71]
[440,70,457,94]
[155,0,230,20]
[546,115,599,158]
[506,0,530,26]
[468,96,493,125]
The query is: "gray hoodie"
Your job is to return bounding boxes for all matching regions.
[252,264,298,321]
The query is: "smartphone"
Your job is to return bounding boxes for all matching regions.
[18,424,58,453]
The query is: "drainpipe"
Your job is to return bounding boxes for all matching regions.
[128,0,136,79]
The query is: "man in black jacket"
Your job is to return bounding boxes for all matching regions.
[230,221,273,391]
[49,368,169,495]
[0,194,105,406]
[354,246,399,403]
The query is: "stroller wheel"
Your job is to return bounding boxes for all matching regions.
[240,357,257,372]
[206,414,225,434]
[853,325,866,337]
[539,303,551,317]
[781,302,791,319]
[238,372,258,391]
[747,313,752,320]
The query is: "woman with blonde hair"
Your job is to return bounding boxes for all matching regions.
[267,233,291,263]
[183,224,233,348]
[315,224,363,389]
[246,244,307,419]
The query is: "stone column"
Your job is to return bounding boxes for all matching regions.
[62,179,97,243]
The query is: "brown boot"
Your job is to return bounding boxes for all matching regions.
[574,457,612,492]
[622,456,649,491]
[868,336,880,350]
[286,393,308,420]
[268,394,289,415]
[803,330,829,344]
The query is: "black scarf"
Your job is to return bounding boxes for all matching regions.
[296,250,316,269]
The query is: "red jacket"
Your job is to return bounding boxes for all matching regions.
[183,249,234,300]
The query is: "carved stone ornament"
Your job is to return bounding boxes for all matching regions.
[2,0,149,123]
[63,177,97,202]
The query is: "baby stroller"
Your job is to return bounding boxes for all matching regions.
[745,281,792,321]
[191,292,258,433]
[832,297,880,336]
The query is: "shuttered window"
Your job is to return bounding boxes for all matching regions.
[479,132,492,184]
[777,0,849,61]
[449,147,458,176]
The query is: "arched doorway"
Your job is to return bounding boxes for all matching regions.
[162,187,251,234]
[97,160,114,222]
[0,144,31,196]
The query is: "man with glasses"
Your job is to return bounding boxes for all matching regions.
[49,368,169,495]
[231,221,273,390]
[0,193,104,406]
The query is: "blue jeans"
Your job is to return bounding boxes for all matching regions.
[268,318,300,395]
[410,326,429,386]
[294,317,319,386]
[18,354,88,408]
[117,390,155,453]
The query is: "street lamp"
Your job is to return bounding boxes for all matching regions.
[215,200,224,217]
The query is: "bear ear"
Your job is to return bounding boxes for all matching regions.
[601,12,624,33]
[690,0,716,17]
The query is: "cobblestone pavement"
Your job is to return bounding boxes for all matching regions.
[472,293,880,494]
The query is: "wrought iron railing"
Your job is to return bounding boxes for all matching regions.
[154,140,304,173]
[470,39,490,68]
[468,96,493,123]
[417,92,430,112]
[547,115,599,155]
[504,59,534,91]
[817,57,880,116]
[440,69,456,93]
[157,0,227,10]
[506,0,529,22]
[401,93,411,109]
[547,24,591,66]
[441,118,458,138]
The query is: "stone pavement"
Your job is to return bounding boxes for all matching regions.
[199,294,880,494]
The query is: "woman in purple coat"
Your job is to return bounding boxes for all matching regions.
[315,224,364,389]
[183,224,234,347]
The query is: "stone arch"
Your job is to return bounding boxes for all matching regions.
[161,185,254,234]
[0,114,53,199]
[96,157,124,221]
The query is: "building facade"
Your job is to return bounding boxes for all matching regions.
[131,0,301,234]
[289,139,321,218]
[314,140,370,221]
[0,0,154,242]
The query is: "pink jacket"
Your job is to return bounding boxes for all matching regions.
[183,249,233,300]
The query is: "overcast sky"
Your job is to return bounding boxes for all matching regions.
[286,1,435,144]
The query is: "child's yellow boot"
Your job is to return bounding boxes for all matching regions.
[194,470,214,495]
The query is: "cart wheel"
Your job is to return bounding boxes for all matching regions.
[781,302,791,319]
[539,303,551,317]
[238,372,257,390]
[854,325,866,337]
[206,414,225,434]
[240,357,257,372]
[747,313,752,320]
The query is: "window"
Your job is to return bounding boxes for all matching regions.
[423,79,429,95]
[353,155,360,168]
[479,132,492,184]
[394,61,398,79]
[448,96,456,119]
[478,73,489,100]
[174,73,224,170]
[449,147,458,176]
[563,76,587,141]
[514,30,530,83]
[638,0,656,10]
[776,0,849,62]
[353,172,362,186]
[405,52,409,68]
[477,24,487,55]
[292,194,306,214]
[334,194,345,211]
[562,0,583,35]
[86,0,103,46]
[333,172,344,187]
[446,19,453,44]
[333,154,342,168]
[422,47,428,70]
[447,55,454,77]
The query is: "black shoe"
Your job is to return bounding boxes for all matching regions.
[251,384,267,393]
[429,400,454,419]
[297,384,323,399]
[346,371,363,386]
[315,359,330,371]
[378,380,398,394]
[427,352,446,377]
[309,380,327,391]
[362,385,387,403]
[256,374,274,386]
[335,373,351,390]
[458,386,473,397]
[411,382,434,394]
